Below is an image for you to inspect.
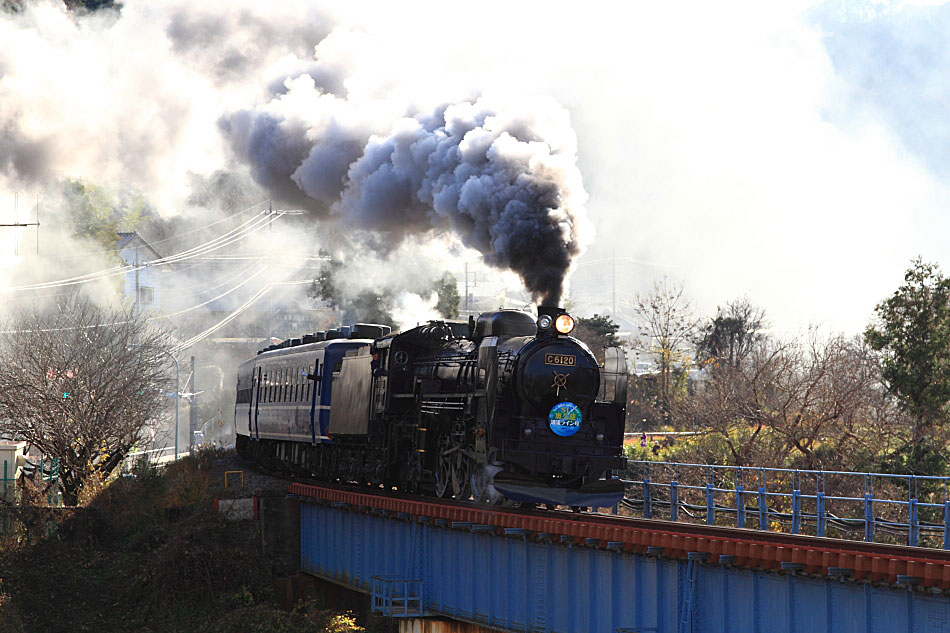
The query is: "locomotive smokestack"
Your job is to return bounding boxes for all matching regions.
[537,305,566,319]
[221,96,592,304]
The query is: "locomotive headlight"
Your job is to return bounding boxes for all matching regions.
[537,314,554,330]
[555,314,575,334]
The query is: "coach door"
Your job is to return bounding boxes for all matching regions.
[308,354,323,444]
[252,366,263,440]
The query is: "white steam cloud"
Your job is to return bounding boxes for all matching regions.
[391,291,442,332]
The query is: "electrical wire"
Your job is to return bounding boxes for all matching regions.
[35,200,270,261]
[172,284,273,353]
[169,275,317,353]
[2,210,283,293]
[147,268,270,320]
[171,261,260,297]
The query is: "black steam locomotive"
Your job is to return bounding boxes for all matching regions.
[234,306,628,507]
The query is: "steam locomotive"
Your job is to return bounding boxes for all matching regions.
[234,306,628,507]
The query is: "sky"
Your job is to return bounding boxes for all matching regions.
[0,0,948,334]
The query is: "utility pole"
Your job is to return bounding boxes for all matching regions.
[612,252,617,317]
[464,262,469,317]
[0,193,41,256]
[134,244,140,308]
[189,355,197,452]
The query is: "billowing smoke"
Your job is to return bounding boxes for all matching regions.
[221,90,591,305]
[0,1,595,309]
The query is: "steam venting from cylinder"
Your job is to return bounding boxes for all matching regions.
[220,92,592,305]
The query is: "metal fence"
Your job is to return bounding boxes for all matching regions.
[624,460,950,549]
[0,457,63,536]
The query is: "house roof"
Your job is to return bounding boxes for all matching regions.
[116,232,164,263]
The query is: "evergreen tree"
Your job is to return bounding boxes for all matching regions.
[865,258,950,453]
[433,272,460,319]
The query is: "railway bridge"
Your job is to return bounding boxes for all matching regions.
[282,461,950,633]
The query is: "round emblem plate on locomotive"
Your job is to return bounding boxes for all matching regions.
[548,401,582,437]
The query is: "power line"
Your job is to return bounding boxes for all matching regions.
[0,267,271,334]
[172,261,259,297]
[170,277,316,354]
[148,268,270,320]
[2,209,283,293]
[172,284,273,353]
[34,200,270,261]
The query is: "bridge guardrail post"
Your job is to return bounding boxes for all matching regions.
[758,486,768,530]
[670,480,679,522]
[816,492,826,537]
[643,478,652,519]
[736,485,745,529]
[792,489,801,534]
[944,501,950,550]
[909,498,919,547]
[705,483,715,525]
[864,494,874,542]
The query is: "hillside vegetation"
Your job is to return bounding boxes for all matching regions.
[0,450,370,633]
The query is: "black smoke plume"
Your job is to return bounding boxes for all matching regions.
[220,92,591,305]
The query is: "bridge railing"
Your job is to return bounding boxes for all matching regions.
[623,460,950,549]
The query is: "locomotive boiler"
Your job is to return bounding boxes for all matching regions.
[234,306,628,507]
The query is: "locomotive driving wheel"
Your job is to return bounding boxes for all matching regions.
[452,451,473,500]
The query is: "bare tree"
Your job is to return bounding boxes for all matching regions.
[0,297,173,505]
[634,277,698,420]
[679,330,896,470]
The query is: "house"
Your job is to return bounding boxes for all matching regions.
[117,232,165,309]
[0,441,26,503]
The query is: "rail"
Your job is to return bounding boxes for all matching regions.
[624,460,950,548]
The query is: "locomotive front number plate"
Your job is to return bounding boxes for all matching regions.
[545,354,576,366]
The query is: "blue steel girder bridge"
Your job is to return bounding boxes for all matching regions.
[287,462,950,633]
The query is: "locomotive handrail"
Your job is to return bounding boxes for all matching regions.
[623,460,950,548]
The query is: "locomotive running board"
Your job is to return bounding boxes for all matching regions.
[492,472,625,507]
